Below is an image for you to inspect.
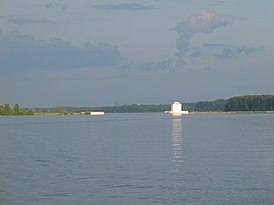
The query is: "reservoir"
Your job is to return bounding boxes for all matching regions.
[1,113,274,204]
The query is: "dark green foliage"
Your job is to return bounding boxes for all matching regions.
[225,95,274,111]
[22,109,34,115]
[3,104,12,115]
[0,103,34,116]
[34,104,170,113]
[13,103,20,115]
[89,104,170,113]
[184,99,227,112]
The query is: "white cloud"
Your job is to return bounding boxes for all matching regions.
[171,10,241,64]
[174,10,237,34]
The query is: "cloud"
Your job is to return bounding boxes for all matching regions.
[93,3,154,11]
[121,59,172,71]
[45,2,58,8]
[173,10,237,34]
[216,46,262,60]
[202,43,262,59]
[45,2,66,9]
[171,10,241,64]
[8,17,54,25]
[0,31,122,71]
[181,43,263,73]
[207,0,227,6]
[190,50,203,58]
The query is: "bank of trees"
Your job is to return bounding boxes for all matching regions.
[224,95,274,111]
[34,104,170,113]
[0,103,34,116]
[184,99,227,112]
[8,95,274,115]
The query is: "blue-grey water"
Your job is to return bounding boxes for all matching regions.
[1,113,274,205]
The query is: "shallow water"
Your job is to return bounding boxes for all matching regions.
[1,113,274,204]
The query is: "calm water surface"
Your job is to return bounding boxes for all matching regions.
[1,113,274,204]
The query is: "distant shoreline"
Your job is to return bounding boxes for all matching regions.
[3,94,273,116]
[30,111,274,116]
[190,111,274,114]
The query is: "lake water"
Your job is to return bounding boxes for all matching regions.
[1,113,274,204]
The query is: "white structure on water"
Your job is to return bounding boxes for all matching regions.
[90,112,105,116]
[165,101,188,116]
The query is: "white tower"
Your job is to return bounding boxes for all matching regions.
[171,102,182,113]
[165,101,188,115]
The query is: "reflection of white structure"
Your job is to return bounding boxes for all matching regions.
[165,101,188,116]
[172,118,183,168]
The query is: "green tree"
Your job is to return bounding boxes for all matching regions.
[25,109,34,115]
[3,103,12,116]
[13,103,20,115]
[59,108,68,115]
[225,95,274,111]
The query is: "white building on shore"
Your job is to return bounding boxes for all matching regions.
[165,101,188,116]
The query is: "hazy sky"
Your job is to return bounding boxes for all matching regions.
[1,0,274,107]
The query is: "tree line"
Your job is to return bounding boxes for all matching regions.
[33,104,170,114]
[4,95,274,115]
[33,95,274,113]
[184,99,227,112]
[224,95,274,111]
[185,95,274,112]
[0,103,34,116]
[83,95,274,113]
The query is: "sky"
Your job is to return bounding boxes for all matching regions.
[1,0,274,107]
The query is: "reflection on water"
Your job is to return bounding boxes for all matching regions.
[172,117,183,169]
[2,114,274,204]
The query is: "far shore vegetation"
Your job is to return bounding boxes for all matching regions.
[1,95,274,116]
[0,103,34,116]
